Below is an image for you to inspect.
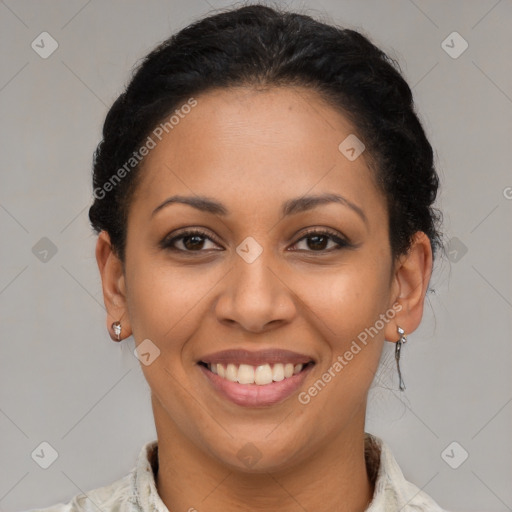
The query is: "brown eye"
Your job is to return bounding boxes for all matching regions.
[160,229,222,252]
[291,229,350,252]
[180,234,207,251]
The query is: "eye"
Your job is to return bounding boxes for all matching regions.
[290,228,351,252]
[160,229,222,252]
[160,227,351,254]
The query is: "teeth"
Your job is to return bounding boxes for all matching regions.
[254,364,273,385]
[284,363,294,378]
[226,363,238,382]
[237,364,255,384]
[272,363,285,381]
[206,362,308,385]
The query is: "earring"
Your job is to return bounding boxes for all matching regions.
[112,321,122,341]
[395,326,407,391]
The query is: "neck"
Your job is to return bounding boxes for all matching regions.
[152,401,375,511]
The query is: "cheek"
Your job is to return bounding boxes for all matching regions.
[124,262,210,408]
[295,264,389,421]
[125,260,213,347]
[297,258,391,348]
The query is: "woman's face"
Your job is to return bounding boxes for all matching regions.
[115,86,405,471]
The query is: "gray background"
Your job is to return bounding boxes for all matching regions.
[0,1,511,511]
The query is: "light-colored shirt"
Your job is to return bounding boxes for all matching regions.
[26,433,450,511]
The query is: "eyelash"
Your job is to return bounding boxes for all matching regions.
[160,228,351,254]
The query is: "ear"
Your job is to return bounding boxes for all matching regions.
[384,231,433,342]
[95,230,131,341]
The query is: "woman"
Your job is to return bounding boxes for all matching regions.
[33,3,449,511]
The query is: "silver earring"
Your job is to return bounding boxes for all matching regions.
[112,321,122,341]
[395,326,407,391]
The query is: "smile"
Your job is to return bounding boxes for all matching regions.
[197,348,316,406]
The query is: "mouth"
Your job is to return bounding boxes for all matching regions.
[196,349,316,407]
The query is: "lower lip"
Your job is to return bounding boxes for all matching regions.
[198,364,314,407]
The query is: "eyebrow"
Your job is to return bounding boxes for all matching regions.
[151,192,368,225]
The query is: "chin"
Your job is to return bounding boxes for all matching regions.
[206,434,308,474]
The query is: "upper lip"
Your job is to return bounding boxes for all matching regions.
[198,349,315,366]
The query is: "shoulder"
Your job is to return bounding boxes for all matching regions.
[23,440,160,512]
[23,472,134,512]
[365,433,452,512]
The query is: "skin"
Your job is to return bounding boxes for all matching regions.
[96,85,432,512]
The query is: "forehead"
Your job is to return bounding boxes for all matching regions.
[130,86,384,221]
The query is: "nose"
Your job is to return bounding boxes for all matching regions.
[214,247,297,333]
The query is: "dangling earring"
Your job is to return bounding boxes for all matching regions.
[112,321,122,341]
[395,326,407,391]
